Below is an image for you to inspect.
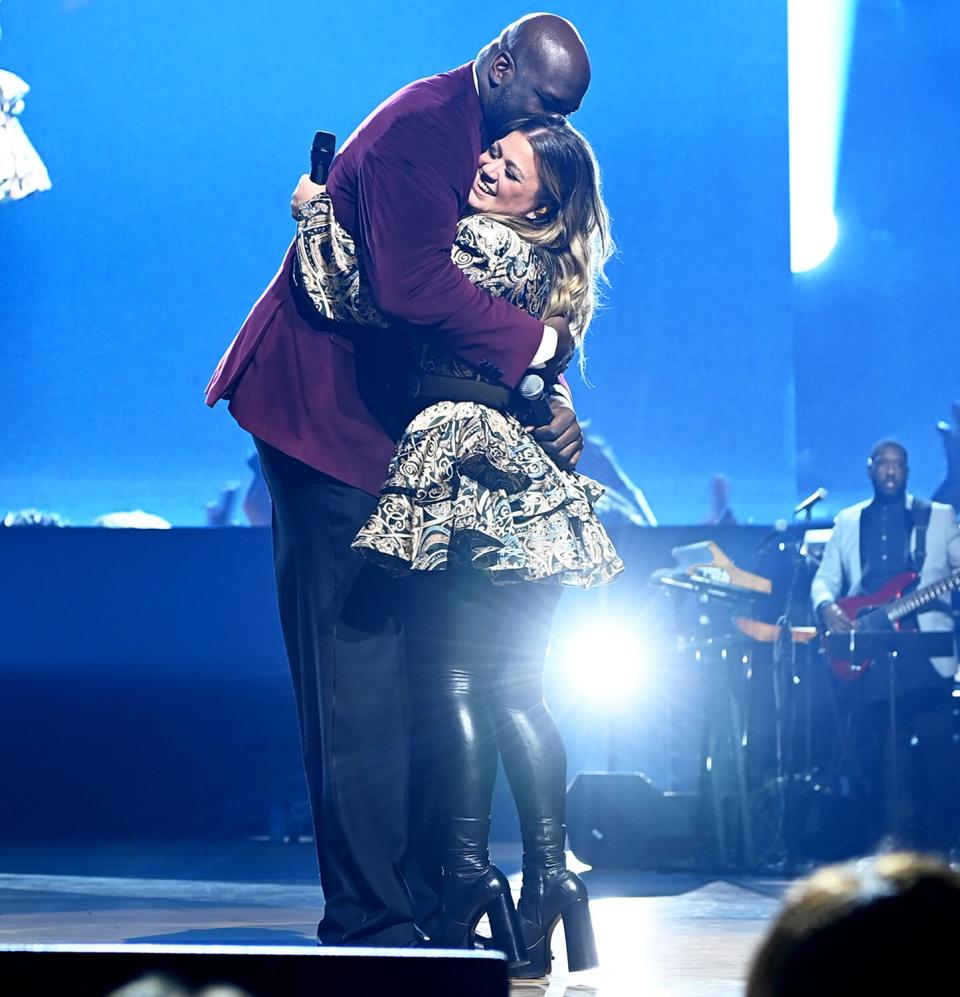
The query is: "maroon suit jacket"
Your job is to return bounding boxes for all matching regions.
[205,63,544,496]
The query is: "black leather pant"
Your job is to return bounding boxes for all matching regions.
[405,569,565,880]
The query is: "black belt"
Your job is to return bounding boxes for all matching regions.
[408,372,512,412]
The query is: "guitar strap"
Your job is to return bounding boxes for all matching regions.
[911,498,932,574]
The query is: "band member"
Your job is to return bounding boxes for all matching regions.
[811,439,960,850]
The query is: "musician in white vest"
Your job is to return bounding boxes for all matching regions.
[810,439,960,851]
[811,439,960,677]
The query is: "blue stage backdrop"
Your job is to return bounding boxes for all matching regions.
[1,1,957,525]
[794,0,960,513]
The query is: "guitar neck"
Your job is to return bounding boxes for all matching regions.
[887,569,960,622]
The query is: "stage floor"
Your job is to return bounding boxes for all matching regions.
[0,841,789,996]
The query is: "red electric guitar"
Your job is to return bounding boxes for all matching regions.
[827,568,960,679]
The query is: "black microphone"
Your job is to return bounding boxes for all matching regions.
[794,486,828,517]
[310,130,337,185]
[519,374,553,426]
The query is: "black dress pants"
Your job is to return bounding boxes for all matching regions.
[255,439,423,946]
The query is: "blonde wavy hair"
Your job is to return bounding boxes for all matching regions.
[481,115,613,370]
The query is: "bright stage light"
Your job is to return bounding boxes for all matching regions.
[554,621,649,706]
[788,0,858,273]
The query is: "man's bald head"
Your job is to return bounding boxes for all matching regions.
[499,14,591,106]
[476,13,590,139]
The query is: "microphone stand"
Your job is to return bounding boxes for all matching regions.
[764,523,812,873]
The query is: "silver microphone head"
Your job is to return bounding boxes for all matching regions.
[519,374,545,400]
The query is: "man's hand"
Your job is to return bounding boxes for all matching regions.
[532,394,584,471]
[819,601,857,634]
[290,173,326,219]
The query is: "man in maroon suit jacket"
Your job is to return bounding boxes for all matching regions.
[205,14,590,947]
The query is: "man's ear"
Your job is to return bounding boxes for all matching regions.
[489,51,515,86]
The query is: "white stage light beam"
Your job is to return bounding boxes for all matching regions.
[788,0,858,273]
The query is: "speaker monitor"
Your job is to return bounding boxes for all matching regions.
[567,771,697,869]
[0,943,506,997]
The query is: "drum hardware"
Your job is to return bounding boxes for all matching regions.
[651,535,829,871]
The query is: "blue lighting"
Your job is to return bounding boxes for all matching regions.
[788,0,858,273]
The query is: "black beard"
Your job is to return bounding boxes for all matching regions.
[874,485,906,504]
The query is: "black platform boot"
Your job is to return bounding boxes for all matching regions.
[438,816,528,967]
[512,818,598,979]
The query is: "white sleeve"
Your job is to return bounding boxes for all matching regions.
[944,507,960,572]
[530,325,558,365]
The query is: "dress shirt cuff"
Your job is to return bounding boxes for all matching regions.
[530,325,558,367]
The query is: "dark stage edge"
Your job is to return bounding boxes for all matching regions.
[0,840,788,996]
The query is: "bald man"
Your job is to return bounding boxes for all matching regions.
[207,15,592,948]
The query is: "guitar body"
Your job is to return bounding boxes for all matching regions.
[829,571,918,680]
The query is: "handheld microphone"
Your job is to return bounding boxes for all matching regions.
[310,130,337,185]
[519,374,553,427]
[794,486,828,517]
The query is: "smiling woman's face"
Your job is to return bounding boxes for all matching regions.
[467,130,542,217]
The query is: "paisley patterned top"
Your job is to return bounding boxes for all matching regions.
[294,196,623,587]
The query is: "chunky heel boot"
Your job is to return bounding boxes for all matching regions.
[512,819,599,979]
[439,817,528,966]
[558,893,599,970]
